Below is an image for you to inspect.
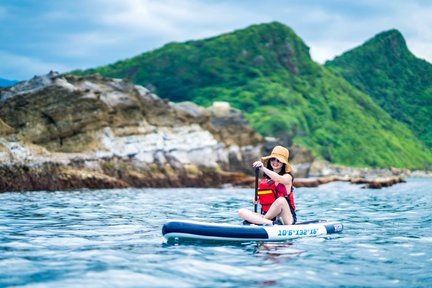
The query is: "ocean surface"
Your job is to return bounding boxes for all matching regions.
[0,178,431,287]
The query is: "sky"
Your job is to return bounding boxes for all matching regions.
[1,0,431,81]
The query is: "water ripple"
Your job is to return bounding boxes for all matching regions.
[0,179,431,287]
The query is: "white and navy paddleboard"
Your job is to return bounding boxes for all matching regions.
[162,219,343,242]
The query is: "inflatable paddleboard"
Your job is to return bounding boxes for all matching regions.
[162,219,343,242]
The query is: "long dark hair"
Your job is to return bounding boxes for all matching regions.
[265,161,294,182]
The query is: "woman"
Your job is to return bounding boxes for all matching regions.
[238,145,297,225]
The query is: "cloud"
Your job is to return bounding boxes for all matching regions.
[0,6,6,18]
[0,51,71,80]
[387,2,432,61]
[91,0,252,41]
[266,0,432,62]
[51,0,258,70]
[95,0,184,34]
[0,0,430,80]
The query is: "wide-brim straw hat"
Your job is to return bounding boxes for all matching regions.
[261,145,292,173]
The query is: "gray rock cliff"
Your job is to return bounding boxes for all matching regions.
[0,72,264,191]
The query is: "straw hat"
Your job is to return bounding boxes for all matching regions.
[261,145,292,173]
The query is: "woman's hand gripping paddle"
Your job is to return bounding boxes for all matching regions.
[254,167,259,213]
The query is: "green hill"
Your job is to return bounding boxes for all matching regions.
[72,22,432,169]
[326,29,432,148]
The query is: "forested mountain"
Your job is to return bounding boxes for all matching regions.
[326,29,432,149]
[72,22,432,169]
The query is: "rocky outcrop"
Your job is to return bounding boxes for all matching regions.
[0,72,412,192]
[293,159,408,188]
[308,158,410,179]
[293,175,406,188]
[293,176,350,187]
[350,175,406,189]
[0,72,264,191]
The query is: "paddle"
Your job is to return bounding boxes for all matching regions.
[254,167,259,213]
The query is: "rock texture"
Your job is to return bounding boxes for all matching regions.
[0,72,264,191]
[0,72,410,192]
[293,175,406,189]
[308,158,410,179]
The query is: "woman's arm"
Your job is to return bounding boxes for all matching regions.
[252,161,292,186]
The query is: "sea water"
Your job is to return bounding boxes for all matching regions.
[0,178,431,287]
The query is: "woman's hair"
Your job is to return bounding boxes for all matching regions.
[265,161,286,176]
[265,161,294,181]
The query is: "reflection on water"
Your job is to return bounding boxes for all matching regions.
[254,242,302,262]
[0,179,431,287]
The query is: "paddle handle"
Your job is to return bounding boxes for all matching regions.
[254,167,259,213]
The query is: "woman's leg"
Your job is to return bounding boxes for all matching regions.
[264,197,294,225]
[238,208,273,225]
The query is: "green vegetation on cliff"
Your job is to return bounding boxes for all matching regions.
[326,29,432,149]
[73,22,432,169]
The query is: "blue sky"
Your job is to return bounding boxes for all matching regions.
[1,0,431,80]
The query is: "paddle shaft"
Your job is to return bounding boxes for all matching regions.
[254,167,259,213]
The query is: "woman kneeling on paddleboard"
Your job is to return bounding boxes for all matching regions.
[238,145,297,225]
